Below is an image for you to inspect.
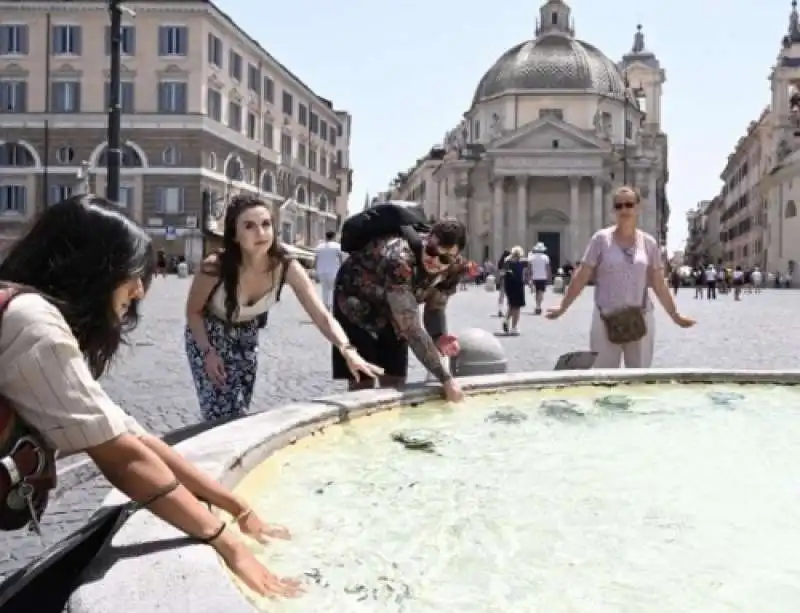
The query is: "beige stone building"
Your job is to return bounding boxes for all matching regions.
[717,108,771,269]
[386,0,669,270]
[0,0,353,262]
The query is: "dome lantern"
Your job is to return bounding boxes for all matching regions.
[535,0,574,38]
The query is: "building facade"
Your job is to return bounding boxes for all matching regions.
[0,0,353,261]
[386,0,669,270]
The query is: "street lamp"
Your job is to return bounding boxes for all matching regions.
[107,0,135,203]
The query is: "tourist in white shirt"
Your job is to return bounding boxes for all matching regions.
[751,266,763,293]
[315,231,343,311]
[704,264,717,299]
[527,241,551,315]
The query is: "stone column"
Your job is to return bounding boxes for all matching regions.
[492,179,504,261]
[516,176,528,248]
[569,177,580,261]
[593,179,603,233]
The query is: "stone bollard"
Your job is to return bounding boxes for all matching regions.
[426,328,508,382]
[484,275,496,292]
[177,261,189,278]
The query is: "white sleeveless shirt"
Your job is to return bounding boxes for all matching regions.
[206,282,278,323]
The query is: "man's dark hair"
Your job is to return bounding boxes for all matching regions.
[325,231,336,240]
[430,218,466,250]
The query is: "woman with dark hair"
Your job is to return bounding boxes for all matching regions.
[496,249,510,317]
[501,246,527,335]
[0,195,301,598]
[185,194,382,421]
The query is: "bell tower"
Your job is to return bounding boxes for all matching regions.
[619,24,664,129]
[771,0,800,151]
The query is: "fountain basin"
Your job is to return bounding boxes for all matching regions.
[68,370,800,613]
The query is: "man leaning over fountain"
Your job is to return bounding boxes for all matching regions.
[331,218,467,402]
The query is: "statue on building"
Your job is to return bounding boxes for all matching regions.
[489,112,504,139]
[75,161,90,194]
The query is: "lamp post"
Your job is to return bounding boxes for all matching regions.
[621,70,630,185]
[106,0,125,202]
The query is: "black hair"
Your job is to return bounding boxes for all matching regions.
[325,230,336,241]
[498,249,510,270]
[430,218,466,250]
[0,194,155,377]
[218,194,286,327]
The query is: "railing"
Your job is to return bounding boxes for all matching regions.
[0,415,243,612]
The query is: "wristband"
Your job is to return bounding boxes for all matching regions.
[199,521,227,544]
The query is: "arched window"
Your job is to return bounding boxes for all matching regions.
[296,186,306,204]
[786,200,797,218]
[0,143,35,166]
[260,172,273,193]
[318,194,328,212]
[98,144,143,167]
[224,155,242,181]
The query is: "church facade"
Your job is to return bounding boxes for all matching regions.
[386,0,669,270]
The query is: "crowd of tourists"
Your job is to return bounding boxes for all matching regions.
[0,184,699,599]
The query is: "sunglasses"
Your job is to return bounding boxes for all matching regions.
[424,240,455,265]
[614,200,636,210]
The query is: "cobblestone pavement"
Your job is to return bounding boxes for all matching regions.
[0,280,796,578]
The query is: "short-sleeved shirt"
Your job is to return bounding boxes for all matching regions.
[0,292,145,455]
[334,237,463,335]
[581,227,662,314]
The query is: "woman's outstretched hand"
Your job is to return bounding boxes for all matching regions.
[343,348,384,382]
[545,305,565,319]
[671,312,696,328]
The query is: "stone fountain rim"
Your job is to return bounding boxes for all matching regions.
[68,368,800,613]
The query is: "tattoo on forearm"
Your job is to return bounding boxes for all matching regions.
[423,290,450,339]
[387,289,450,382]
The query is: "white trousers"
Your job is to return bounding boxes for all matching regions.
[318,273,336,310]
[590,308,655,368]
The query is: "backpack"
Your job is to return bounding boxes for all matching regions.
[0,287,57,534]
[340,202,430,254]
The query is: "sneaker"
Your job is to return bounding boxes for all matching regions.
[510,328,520,335]
[534,307,542,315]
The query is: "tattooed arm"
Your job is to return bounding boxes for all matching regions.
[386,288,451,383]
[423,276,459,340]
[383,249,451,383]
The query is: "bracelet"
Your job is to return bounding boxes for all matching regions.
[337,343,355,355]
[138,478,180,508]
[198,521,227,544]
[231,507,252,524]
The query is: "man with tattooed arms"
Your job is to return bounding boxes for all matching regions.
[332,218,466,403]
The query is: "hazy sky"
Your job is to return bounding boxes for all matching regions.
[220,0,793,252]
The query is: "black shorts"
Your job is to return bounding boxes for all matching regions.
[532,279,547,292]
[331,300,408,380]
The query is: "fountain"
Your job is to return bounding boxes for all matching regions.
[69,370,800,612]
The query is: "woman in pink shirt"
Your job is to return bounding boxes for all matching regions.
[546,186,695,368]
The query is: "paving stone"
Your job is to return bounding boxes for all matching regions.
[0,280,794,579]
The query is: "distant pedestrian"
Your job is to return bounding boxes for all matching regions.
[314,231,343,311]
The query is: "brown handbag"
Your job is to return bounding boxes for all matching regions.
[0,287,57,534]
[600,303,647,345]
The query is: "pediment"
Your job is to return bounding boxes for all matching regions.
[490,116,608,152]
[157,64,188,78]
[53,63,82,78]
[0,63,28,77]
[103,64,136,78]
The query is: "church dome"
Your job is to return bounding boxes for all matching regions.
[472,1,626,104]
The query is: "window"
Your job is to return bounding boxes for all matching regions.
[298,104,307,126]
[308,149,317,172]
[0,25,29,55]
[246,111,257,139]
[207,33,223,67]
[0,143,34,166]
[280,133,292,158]
[229,50,242,81]
[309,112,318,133]
[539,108,563,120]
[49,184,72,205]
[282,91,293,116]
[263,122,273,149]
[0,80,26,112]
[261,172,273,193]
[118,186,134,208]
[207,89,222,121]
[247,64,260,93]
[336,150,343,169]
[52,25,81,55]
[51,81,81,113]
[320,120,328,140]
[55,146,74,164]
[320,156,327,177]
[228,101,242,131]
[337,123,343,137]
[297,143,306,166]
[624,119,633,139]
[296,186,306,204]
[162,146,180,165]
[263,77,274,103]
[105,81,135,112]
[330,129,337,146]
[158,26,188,56]
[786,200,797,218]
[551,11,558,25]
[158,82,187,113]
[105,25,135,55]
[155,187,184,214]
[0,185,26,215]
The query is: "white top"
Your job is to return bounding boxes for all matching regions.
[315,241,343,277]
[733,270,744,280]
[206,282,278,322]
[705,268,716,282]
[529,252,550,280]
[0,293,145,454]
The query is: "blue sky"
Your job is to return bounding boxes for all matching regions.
[221,0,793,252]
